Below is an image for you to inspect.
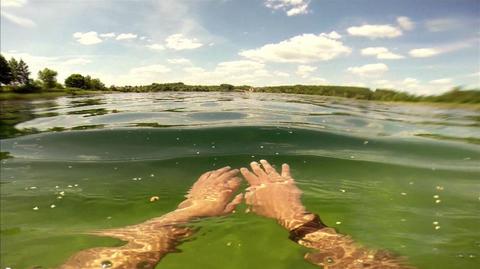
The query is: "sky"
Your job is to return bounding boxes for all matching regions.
[1,0,479,95]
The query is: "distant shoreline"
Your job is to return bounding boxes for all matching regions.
[1,83,479,108]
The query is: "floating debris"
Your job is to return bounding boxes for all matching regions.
[33,206,39,211]
[335,221,342,225]
[226,242,232,246]
[350,155,355,159]
[29,186,37,190]
[150,174,155,177]
[435,226,441,230]
[436,186,444,191]
[149,196,159,202]
[196,151,200,155]
[363,140,369,145]
[59,191,65,196]
[401,192,407,196]
[340,189,346,193]
[50,204,56,209]
[68,185,73,188]
[433,221,439,225]
[260,145,264,149]
[55,186,59,189]
[433,195,440,199]
[57,196,63,199]
[400,218,406,222]
[68,165,73,169]
[435,199,441,204]
[74,184,78,187]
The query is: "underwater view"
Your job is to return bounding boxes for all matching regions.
[1,92,479,268]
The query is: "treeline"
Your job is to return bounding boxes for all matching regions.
[0,54,106,93]
[254,85,480,103]
[1,54,479,104]
[110,82,249,93]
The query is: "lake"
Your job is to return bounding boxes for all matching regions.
[1,92,479,269]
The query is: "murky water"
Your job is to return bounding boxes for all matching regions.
[1,92,479,269]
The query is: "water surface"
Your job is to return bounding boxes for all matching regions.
[1,92,479,269]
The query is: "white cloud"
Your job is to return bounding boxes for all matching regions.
[408,48,440,58]
[347,63,389,77]
[116,33,138,40]
[165,34,203,50]
[273,71,290,77]
[1,11,35,27]
[130,64,171,75]
[296,65,317,78]
[264,0,310,16]
[321,31,342,39]
[310,77,327,84]
[347,24,402,39]
[429,78,452,84]
[402,77,419,86]
[184,67,206,73]
[63,58,91,65]
[397,16,414,31]
[239,33,351,63]
[73,32,102,45]
[215,60,265,73]
[146,43,165,50]
[361,47,404,59]
[167,58,192,65]
[1,0,27,8]
[425,18,461,32]
[99,32,116,38]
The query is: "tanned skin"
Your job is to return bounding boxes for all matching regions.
[59,166,243,269]
[60,161,412,269]
[240,160,412,269]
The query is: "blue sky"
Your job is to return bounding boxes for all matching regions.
[1,0,479,94]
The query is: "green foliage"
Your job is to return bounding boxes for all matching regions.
[16,59,30,85]
[38,68,58,89]
[0,54,13,85]
[65,73,106,90]
[65,74,85,88]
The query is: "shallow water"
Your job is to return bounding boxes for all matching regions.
[1,92,479,269]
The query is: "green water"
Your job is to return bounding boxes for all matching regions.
[1,92,479,269]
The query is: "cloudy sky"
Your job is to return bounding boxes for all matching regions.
[1,0,479,94]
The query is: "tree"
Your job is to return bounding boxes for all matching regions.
[8,58,19,85]
[90,78,105,90]
[16,59,30,85]
[38,68,58,89]
[83,75,92,89]
[0,54,13,85]
[65,74,85,88]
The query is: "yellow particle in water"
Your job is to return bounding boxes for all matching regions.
[340,189,346,193]
[33,206,39,210]
[401,192,407,196]
[363,141,369,145]
[226,242,232,246]
[149,196,160,202]
[433,195,439,199]
[50,204,56,209]
[433,221,439,225]
[335,221,342,225]
[435,226,441,230]
[436,186,444,191]
[435,199,441,204]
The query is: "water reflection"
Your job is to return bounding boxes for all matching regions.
[1,92,479,145]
